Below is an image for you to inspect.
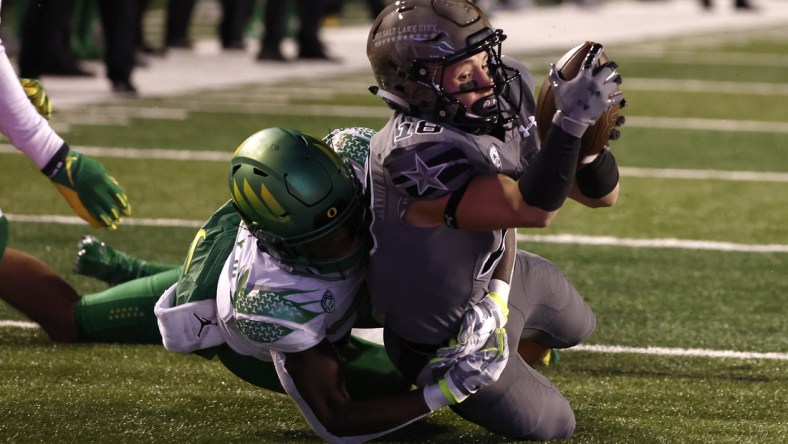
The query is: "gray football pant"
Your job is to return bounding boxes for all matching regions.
[385,250,596,440]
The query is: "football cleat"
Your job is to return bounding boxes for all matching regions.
[539,348,561,367]
[73,235,146,285]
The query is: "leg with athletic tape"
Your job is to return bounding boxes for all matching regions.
[75,268,181,343]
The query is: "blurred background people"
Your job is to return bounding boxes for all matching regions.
[18,0,93,78]
[96,0,140,94]
[219,0,255,50]
[164,0,198,49]
[324,0,386,23]
[702,0,755,10]
[257,0,329,61]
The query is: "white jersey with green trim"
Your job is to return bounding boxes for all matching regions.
[216,224,364,361]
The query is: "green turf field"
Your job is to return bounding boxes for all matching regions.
[1,22,786,444]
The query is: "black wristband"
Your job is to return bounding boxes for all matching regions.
[443,179,471,229]
[41,142,70,178]
[518,126,581,211]
[575,148,619,199]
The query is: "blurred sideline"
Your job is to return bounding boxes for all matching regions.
[35,0,788,110]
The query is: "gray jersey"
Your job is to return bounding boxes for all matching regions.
[367,59,539,344]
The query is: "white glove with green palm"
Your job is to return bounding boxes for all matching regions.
[423,327,509,410]
[430,279,510,370]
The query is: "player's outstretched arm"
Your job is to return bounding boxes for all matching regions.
[274,334,507,442]
[404,172,559,231]
[1,55,132,230]
[276,340,428,441]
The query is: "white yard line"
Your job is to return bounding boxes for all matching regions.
[350,329,788,361]
[0,320,41,330]
[5,214,787,253]
[624,78,788,96]
[5,214,203,228]
[625,116,788,134]
[0,144,231,162]
[3,144,788,183]
[2,321,784,361]
[568,344,788,361]
[516,234,788,253]
[619,167,788,182]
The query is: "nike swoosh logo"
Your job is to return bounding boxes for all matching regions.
[183,228,207,274]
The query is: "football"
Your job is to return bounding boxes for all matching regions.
[535,41,624,161]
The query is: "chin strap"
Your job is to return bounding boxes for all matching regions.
[369,86,411,112]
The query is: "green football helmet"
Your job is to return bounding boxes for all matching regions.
[229,128,369,276]
[366,0,521,134]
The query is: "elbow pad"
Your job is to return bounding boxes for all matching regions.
[518,125,581,211]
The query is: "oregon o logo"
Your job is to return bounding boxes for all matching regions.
[327,207,338,218]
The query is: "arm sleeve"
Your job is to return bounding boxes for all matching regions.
[517,124,582,211]
[0,37,65,169]
[175,201,242,305]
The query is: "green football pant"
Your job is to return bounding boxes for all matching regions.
[0,214,8,264]
[75,268,181,343]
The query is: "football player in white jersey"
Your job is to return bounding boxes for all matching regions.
[155,127,507,442]
[0,127,508,443]
[1,3,131,340]
[365,0,624,440]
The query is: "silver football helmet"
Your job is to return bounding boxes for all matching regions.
[367,0,521,134]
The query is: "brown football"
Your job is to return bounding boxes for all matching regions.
[535,42,623,161]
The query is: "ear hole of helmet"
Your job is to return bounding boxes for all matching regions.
[253,167,267,177]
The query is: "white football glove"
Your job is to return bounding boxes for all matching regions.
[430,291,509,371]
[550,43,624,138]
[423,327,509,410]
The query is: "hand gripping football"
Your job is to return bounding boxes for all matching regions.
[535,42,625,162]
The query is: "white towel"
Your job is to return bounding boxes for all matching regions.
[154,284,225,354]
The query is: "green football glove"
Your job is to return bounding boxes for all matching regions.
[48,147,131,229]
[423,327,508,410]
[20,78,52,120]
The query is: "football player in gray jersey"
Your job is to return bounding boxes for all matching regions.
[366,0,624,440]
